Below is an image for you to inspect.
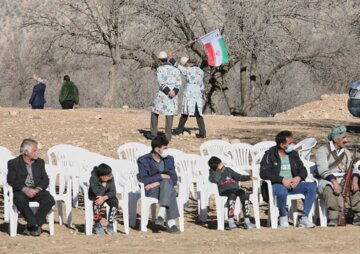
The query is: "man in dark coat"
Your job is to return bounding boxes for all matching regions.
[137,136,180,233]
[29,75,46,109]
[7,139,55,236]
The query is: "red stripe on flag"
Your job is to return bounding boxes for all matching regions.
[204,43,216,67]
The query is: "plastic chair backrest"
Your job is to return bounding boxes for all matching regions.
[224,143,254,171]
[294,138,317,160]
[117,142,150,162]
[199,140,230,157]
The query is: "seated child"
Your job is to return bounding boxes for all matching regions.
[208,156,256,229]
[89,163,118,235]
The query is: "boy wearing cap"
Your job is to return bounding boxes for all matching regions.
[147,51,182,141]
[316,125,360,226]
[172,56,207,138]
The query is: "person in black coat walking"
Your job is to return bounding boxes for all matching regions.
[29,75,46,109]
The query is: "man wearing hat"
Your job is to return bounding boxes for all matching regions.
[146,51,182,141]
[172,56,207,138]
[316,125,360,226]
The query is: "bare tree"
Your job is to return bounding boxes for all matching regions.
[23,0,141,107]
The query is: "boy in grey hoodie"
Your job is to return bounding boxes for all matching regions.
[89,163,118,235]
[208,156,256,229]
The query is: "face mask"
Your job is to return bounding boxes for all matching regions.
[159,149,169,158]
[284,144,295,153]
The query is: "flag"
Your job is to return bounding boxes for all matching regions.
[200,29,229,67]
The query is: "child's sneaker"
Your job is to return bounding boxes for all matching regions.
[279,216,289,228]
[106,223,116,235]
[228,218,237,229]
[94,222,105,235]
[244,218,253,229]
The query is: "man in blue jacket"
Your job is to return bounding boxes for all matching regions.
[29,75,46,109]
[137,136,180,233]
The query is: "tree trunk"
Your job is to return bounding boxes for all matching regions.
[239,54,248,115]
[103,62,119,108]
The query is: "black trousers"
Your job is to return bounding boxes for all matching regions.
[176,104,206,136]
[221,189,250,218]
[92,197,119,224]
[13,190,55,228]
[61,100,75,109]
[31,106,44,109]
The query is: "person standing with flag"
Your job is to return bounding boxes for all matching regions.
[145,51,182,141]
[172,56,207,138]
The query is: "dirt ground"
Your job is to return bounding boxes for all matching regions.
[0,93,360,254]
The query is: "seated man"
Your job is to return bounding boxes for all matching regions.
[7,139,55,236]
[260,130,317,228]
[315,125,360,226]
[137,136,180,233]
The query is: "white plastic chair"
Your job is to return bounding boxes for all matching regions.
[45,164,73,227]
[294,137,317,160]
[117,142,150,162]
[168,148,185,158]
[199,140,231,157]
[79,158,134,235]
[47,144,91,207]
[3,177,54,237]
[252,141,276,165]
[196,155,260,230]
[0,147,14,222]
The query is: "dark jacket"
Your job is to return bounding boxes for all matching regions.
[29,82,46,107]
[260,146,307,184]
[7,155,49,192]
[59,81,79,104]
[137,153,178,194]
[209,166,251,195]
[88,169,117,201]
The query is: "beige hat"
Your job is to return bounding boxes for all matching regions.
[158,51,168,59]
[180,57,189,65]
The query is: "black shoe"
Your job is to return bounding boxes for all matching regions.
[23,227,32,236]
[144,133,156,140]
[30,225,41,236]
[155,216,165,227]
[196,134,206,139]
[195,219,207,226]
[353,215,360,225]
[167,225,181,234]
[172,128,183,135]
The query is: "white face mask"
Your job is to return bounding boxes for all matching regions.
[284,144,296,153]
[159,149,169,158]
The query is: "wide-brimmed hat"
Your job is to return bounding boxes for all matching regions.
[158,51,168,59]
[180,57,189,65]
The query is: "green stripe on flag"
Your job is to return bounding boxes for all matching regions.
[218,38,228,64]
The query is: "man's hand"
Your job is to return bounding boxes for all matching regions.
[168,90,175,98]
[25,188,38,198]
[290,176,301,189]
[282,178,292,189]
[251,176,257,181]
[352,176,359,193]
[161,174,170,179]
[144,182,160,190]
[331,179,341,195]
[95,195,108,206]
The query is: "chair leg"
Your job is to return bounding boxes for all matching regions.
[122,203,130,234]
[49,208,55,236]
[140,203,150,232]
[215,196,225,231]
[57,201,64,225]
[177,198,184,232]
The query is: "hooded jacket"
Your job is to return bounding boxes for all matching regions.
[88,168,117,201]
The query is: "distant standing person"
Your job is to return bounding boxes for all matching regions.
[59,75,79,109]
[29,74,46,109]
[173,56,206,138]
[145,51,182,141]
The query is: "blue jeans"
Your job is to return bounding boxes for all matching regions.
[272,182,317,217]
